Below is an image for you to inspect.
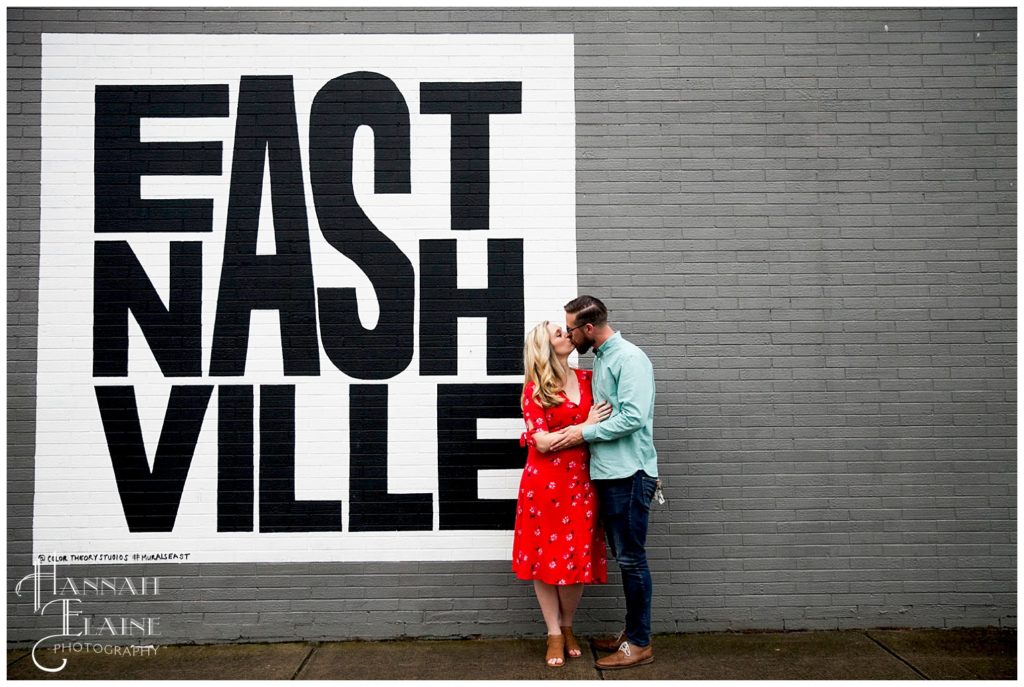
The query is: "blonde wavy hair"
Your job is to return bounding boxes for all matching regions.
[522,320,572,409]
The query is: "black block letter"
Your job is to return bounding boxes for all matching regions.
[310,71,414,380]
[420,238,524,375]
[349,385,433,531]
[93,240,202,377]
[259,385,342,533]
[210,76,319,377]
[217,385,254,532]
[95,385,213,532]
[94,84,228,232]
[420,82,522,231]
[437,383,522,530]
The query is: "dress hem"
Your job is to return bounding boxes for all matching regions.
[512,570,607,586]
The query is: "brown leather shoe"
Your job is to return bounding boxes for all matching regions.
[560,626,582,658]
[591,630,627,652]
[594,641,654,670]
[545,634,565,668]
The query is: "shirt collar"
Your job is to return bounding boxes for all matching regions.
[594,331,621,358]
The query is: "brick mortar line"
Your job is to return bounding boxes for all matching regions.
[862,631,931,680]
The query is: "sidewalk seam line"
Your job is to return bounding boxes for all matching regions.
[291,642,319,680]
[863,631,931,680]
[7,653,31,669]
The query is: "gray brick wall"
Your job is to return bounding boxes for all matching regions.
[8,7,1016,646]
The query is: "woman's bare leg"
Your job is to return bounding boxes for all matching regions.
[533,580,564,665]
[557,584,584,656]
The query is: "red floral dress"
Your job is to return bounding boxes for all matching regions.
[512,369,607,585]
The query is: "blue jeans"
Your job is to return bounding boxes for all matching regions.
[594,470,657,648]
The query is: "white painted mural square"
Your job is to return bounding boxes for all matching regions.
[36,34,576,563]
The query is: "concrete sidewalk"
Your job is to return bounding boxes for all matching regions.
[7,627,1016,681]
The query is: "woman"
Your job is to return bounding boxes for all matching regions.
[513,320,612,667]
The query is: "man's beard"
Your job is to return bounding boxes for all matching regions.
[575,339,594,354]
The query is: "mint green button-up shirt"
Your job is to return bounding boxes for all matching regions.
[581,331,658,480]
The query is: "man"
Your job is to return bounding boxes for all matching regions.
[549,295,659,670]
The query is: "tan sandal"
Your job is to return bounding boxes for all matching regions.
[546,633,565,667]
[561,625,582,658]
